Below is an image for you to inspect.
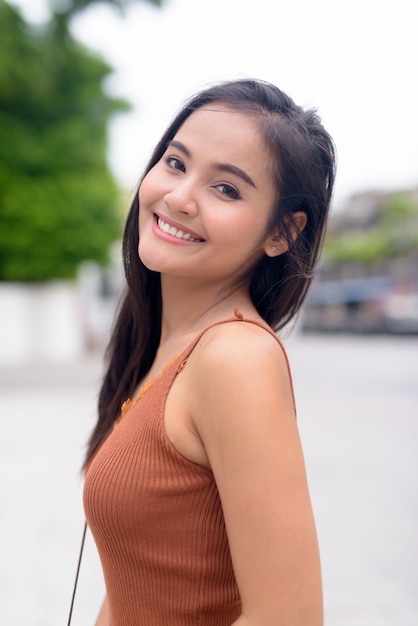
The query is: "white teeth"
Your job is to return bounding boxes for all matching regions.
[157,218,201,242]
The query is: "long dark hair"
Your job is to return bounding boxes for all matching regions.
[85,78,336,465]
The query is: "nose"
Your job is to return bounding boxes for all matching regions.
[164,181,198,216]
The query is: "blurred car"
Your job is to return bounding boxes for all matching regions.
[381,291,418,333]
[301,276,418,334]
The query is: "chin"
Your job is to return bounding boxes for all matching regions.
[137,244,162,273]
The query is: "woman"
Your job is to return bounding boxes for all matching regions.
[83,78,336,626]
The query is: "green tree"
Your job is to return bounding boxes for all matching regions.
[0,0,162,281]
[49,0,163,38]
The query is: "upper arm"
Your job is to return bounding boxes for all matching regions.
[190,325,323,626]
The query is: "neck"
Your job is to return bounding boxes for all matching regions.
[158,275,251,343]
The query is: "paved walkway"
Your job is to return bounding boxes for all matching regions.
[1,333,417,625]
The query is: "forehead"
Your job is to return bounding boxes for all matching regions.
[174,106,268,159]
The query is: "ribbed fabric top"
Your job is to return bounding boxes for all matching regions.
[83,315,294,625]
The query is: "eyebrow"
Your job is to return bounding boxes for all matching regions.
[167,140,257,189]
[213,163,256,189]
[168,140,191,158]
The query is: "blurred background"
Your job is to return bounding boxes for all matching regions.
[0,0,417,624]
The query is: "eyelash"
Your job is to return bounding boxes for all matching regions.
[214,184,241,200]
[163,155,241,200]
[165,156,185,172]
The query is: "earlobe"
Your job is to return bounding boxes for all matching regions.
[264,237,287,257]
[263,211,307,258]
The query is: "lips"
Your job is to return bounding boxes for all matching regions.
[154,214,205,242]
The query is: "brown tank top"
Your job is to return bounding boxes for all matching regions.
[83,315,294,625]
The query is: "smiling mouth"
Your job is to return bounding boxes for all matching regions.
[155,216,205,242]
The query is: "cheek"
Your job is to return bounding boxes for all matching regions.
[138,174,157,208]
[139,161,168,205]
[216,211,270,247]
[138,181,154,236]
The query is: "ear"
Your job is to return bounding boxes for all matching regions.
[263,211,307,257]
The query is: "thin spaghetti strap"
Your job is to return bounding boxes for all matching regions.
[197,307,296,412]
[120,309,297,420]
[230,309,297,411]
[175,308,297,412]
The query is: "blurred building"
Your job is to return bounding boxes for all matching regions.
[302,187,418,334]
[0,250,123,367]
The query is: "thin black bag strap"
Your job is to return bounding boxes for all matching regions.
[67,521,88,626]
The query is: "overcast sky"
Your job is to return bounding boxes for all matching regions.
[11,0,418,208]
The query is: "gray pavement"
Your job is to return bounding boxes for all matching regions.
[1,333,417,626]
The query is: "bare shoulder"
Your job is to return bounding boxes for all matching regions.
[187,320,295,414]
[194,319,289,365]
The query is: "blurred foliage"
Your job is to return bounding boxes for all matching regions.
[49,0,164,36]
[49,0,164,17]
[323,192,418,265]
[0,0,163,281]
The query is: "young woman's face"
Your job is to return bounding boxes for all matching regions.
[138,105,277,286]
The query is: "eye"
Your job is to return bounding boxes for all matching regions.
[215,183,241,200]
[164,156,185,172]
